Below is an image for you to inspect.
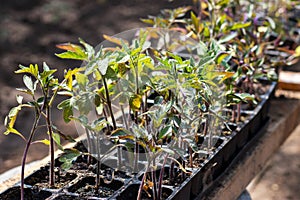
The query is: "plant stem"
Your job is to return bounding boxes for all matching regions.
[152,158,157,200]
[20,108,41,200]
[85,127,93,165]
[236,103,241,122]
[96,132,101,190]
[157,154,168,200]
[189,146,193,168]
[102,77,117,130]
[137,162,151,200]
[45,105,55,187]
[103,77,122,168]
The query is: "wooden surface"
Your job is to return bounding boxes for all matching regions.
[278,71,300,91]
[197,97,300,200]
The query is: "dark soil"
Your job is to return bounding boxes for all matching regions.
[68,176,123,198]
[0,0,191,174]
[0,187,52,200]
[24,166,77,189]
[116,184,173,200]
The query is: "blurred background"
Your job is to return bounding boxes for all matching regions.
[0,0,299,199]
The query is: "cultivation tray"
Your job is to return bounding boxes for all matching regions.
[0,81,281,200]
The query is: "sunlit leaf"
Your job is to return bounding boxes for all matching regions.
[103,34,127,46]
[191,11,200,33]
[129,94,142,111]
[75,73,89,88]
[55,51,87,61]
[33,139,50,146]
[4,127,25,141]
[230,22,251,30]
[98,57,109,75]
[16,95,23,105]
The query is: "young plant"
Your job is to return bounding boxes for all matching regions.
[4,63,72,200]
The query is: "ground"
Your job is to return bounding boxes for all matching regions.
[248,122,300,200]
[0,0,299,199]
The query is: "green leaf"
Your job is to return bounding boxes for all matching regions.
[191,11,199,32]
[216,0,229,6]
[161,147,175,155]
[265,16,276,29]
[51,132,63,151]
[129,94,142,112]
[55,51,87,60]
[140,18,155,25]
[63,105,73,123]
[23,75,35,93]
[59,148,81,171]
[158,125,172,139]
[230,22,252,30]
[91,117,108,132]
[117,54,130,63]
[6,106,22,128]
[111,128,134,140]
[15,64,39,78]
[16,95,23,105]
[75,73,89,88]
[79,38,95,59]
[218,32,238,44]
[34,139,50,145]
[98,57,109,75]
[4,127,25,140]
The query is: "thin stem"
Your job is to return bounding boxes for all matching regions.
[157,154,169,200]
[189,146,193,168]
[96,132,101,190]
[137,162,151,200]
[236,103,241,122]
[45,105,55,187]
[21,108,41,200]
[152,158,157,200]
[102,77,117,130]
[85,127,93,165]
[102,77,122,167]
